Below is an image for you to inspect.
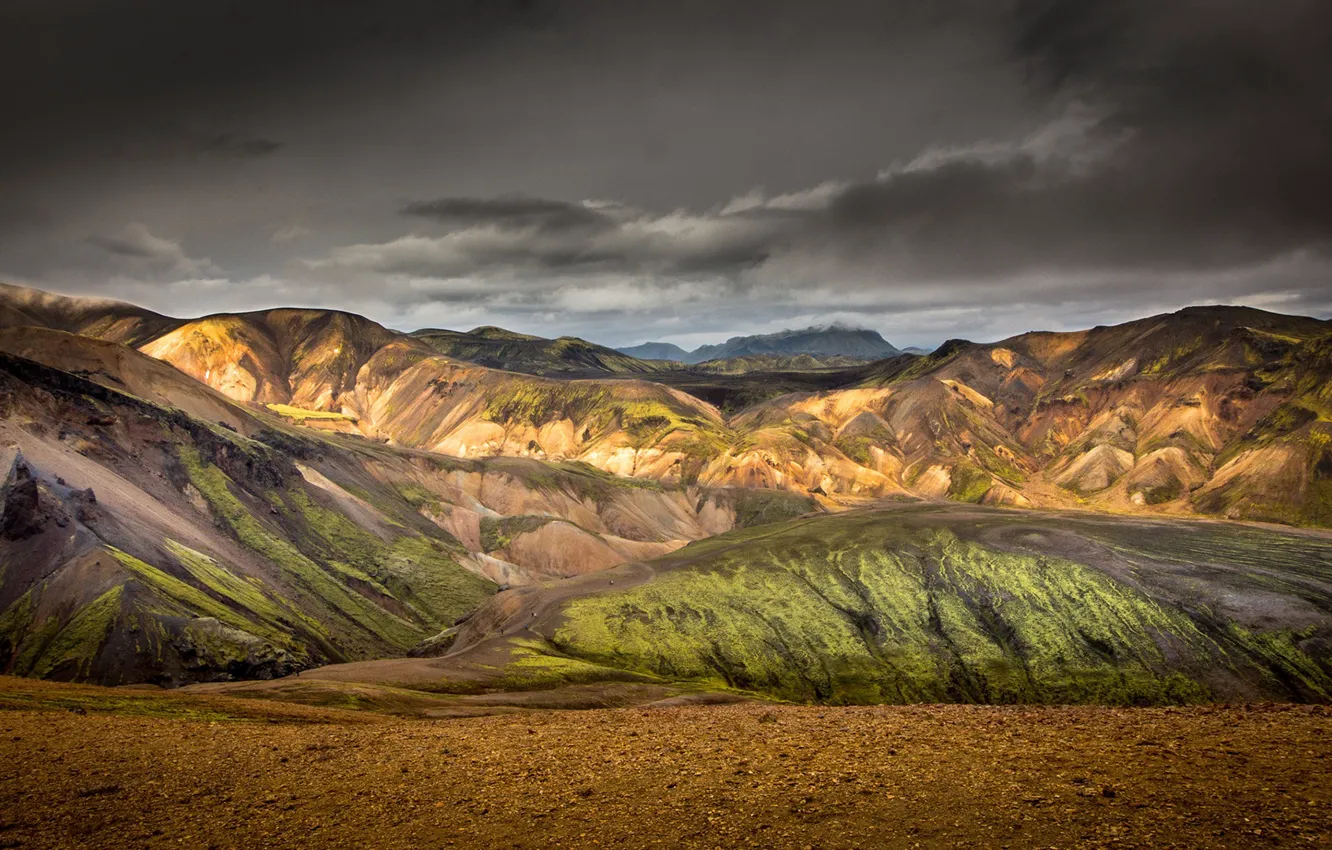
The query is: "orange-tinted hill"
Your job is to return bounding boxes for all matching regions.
[4,283,1332,528]
[0,286,737,486]
[139,308,402,407]
[722,305,1332,523]
[0,326,809,686]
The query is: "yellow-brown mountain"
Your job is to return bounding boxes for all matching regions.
[3,285,1331,527]
[0,324,809,685]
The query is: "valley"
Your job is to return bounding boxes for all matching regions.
[1,281,1331,708]
[0,321,807,685]
[6,5,1329,846]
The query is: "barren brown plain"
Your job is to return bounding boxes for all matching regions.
[1,678,1329,849]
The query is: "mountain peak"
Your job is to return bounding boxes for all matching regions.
[467,326,543,341]
[621,325,899,364]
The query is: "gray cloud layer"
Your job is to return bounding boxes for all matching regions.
[1,1,1329,348]
[401,197,615,234]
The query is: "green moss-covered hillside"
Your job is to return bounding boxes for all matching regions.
[545,507,1332,705]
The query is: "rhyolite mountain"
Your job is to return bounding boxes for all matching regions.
[410,326,675,378]
[2,285,1331,528]
[3,282,1332,695]
[0,319,809,686]
[620,324,901,364]
[0,282,176,345]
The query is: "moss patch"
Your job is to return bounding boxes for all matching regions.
[177,445,423,653]
[479,515,556,552]
[834,428,893,467]
[264,403,357,422]
[946,462,993,503]
[725,489,818,528]
[490,459,665,504]
[549,510,1330,705]
[495,639,661,691]
[26,587,123,679]
[110,547,296,648]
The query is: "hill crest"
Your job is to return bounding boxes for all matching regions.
[620,324,900,364]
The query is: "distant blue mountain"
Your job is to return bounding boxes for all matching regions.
[618,325,900,364]
[616,342,692,362]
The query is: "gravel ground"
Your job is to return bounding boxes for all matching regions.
[1,690,1329,849]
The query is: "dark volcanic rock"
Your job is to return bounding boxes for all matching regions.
[1,457,50,540]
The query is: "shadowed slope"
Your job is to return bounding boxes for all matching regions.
[0,282,177,345]
[0,352,495,685]
[411,326,675,377]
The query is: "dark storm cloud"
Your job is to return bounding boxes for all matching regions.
[739,0,1332,278]
[197,135,285,159]
[348,0,1332,289]
[1,1,1329,349]
[401,197,614,233]
[1008,0,1332,254]
[330,200,779,279]
[0,0,548,177]
[86,224,214,276]
[86,233,158,260]
[92,131,287,163]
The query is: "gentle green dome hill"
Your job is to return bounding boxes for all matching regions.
[529,506,1332,705]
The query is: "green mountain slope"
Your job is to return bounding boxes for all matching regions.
[0,352,495,685]
[454,505,1332,705]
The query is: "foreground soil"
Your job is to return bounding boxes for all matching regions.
[1,682,1329,849]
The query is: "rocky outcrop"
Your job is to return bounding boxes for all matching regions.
[1,455,59,540]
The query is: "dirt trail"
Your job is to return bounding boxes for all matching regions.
[2,691,1329,849]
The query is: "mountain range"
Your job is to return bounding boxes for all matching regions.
[0,281,1330,699]
[407,323,895,378]
[7,283,1330,529]
[410,325,674,378]
[619,325,901,364]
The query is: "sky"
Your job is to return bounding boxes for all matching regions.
[1,0,1330,349]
